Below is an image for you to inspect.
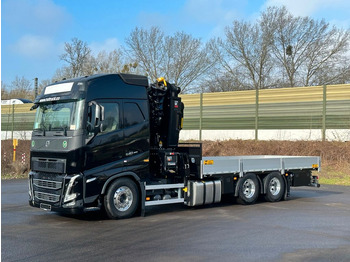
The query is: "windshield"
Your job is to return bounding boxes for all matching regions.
[33,100,84,131]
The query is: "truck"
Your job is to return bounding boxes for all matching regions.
[28,73,320,219]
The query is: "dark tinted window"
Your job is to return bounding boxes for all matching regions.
[124,102,145,127]
[100,102,120,134]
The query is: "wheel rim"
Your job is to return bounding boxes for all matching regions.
[243,179,256,198]
[269,177,281,196]
[113,186,133,212]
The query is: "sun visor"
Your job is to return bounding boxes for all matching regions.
[44,82,74,94]
[35,81,87,103]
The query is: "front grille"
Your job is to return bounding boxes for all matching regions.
[34,191,60,203]
[33,179,62,190]
[32,157,66,173]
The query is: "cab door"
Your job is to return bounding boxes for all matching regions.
[85,99,124,171]
[122,99,150,178]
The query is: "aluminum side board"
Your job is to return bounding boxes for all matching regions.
[202,155,320,177]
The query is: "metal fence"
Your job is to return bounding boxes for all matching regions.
[1,103,34,139]
[180,84,350,141]
[2,84,350,141]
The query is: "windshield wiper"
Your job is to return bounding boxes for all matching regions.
[33,127,46,136]
[51,126,68,136]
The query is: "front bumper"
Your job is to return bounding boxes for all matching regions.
[28,171,86,214]
[29,200,84,214]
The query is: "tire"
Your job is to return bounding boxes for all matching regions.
[104,178,139,219]
[264,172,285,202]
[237,173,260,205]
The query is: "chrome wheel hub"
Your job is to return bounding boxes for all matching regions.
[243,179,256,198]
[269,177,281,196]
[113,186,133,212]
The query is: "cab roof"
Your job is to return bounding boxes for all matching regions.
[52,73,149,87]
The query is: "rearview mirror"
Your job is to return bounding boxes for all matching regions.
[87,101,104,134]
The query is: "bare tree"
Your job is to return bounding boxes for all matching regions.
[59,38,91,78]
[200,71,248,93]
[83,49,139,75]
[163,32,216,92]
[1,81,10,99]
[52,66,74,82]
[261,6,350,87]
[215,20,274,91]
[303,27,350,86]
[125,27,214,92]
[9,76,33,100]
[125,27,165,80]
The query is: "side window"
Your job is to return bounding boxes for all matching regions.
[100,102,120,134]
[124,102,145,128]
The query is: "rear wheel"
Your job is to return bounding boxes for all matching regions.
[264,172,285,202]
[104,178,139,219]
[237,173,260,205]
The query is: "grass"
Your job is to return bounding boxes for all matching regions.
[318,168,350,186]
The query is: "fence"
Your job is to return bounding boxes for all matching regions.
[180,84,350,141]
[1,84,350,141]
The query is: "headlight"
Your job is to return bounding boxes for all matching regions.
[63,174,81,203]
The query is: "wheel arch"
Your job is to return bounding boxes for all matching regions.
[101,171,143,196]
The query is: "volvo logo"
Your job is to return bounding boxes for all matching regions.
[45,141,50,147]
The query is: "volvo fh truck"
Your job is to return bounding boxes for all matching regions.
[28,73,320,219]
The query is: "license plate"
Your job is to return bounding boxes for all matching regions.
[40,203,51,211]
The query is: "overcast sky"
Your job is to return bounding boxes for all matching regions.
[2,0,350,86]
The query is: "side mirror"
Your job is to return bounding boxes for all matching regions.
[87,101,104,134]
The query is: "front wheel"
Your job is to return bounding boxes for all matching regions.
[104,178,139,219]
[237,173,260,205]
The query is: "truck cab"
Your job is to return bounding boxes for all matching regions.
[29,74,154,215]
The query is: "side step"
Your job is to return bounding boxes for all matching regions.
[145,183,185,206]
[141,183,185,216]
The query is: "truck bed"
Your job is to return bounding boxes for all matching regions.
[202,155,320,177]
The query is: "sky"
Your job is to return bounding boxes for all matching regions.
[1,0,350,87]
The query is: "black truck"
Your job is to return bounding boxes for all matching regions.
[28,73,320,218]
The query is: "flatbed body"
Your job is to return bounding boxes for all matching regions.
[202,155,320,177]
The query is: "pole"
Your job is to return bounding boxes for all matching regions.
[255,87,259,141]
[199,93,203,141]
[34,77,38,98]
[11,103,15,140]
[322,85,327,142]
[13,139,18,162]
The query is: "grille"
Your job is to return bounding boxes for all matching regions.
[33,179,62,190]
[34,191,60,203]
[32,158,66,173]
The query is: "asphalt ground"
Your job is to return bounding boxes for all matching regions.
[2,179,350,262]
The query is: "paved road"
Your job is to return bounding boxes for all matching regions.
[2,179,350,262]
